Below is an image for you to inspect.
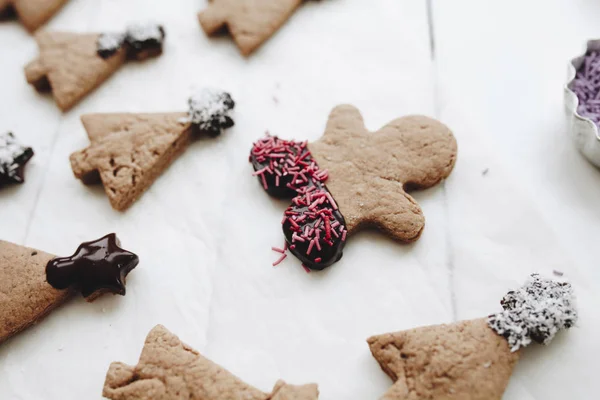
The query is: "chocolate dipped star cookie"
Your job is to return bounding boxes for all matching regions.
[0,132,34,186]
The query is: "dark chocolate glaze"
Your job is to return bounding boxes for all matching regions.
[46,233,138,298]
[249,136,319,198]
[126,25,165,59]
[250,135,348,270]
[188,91,235,137]
[97,47,120,59]
[282,184,347,270]
[250,154,299,198]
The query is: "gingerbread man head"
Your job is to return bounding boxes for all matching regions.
[251,105,457,270]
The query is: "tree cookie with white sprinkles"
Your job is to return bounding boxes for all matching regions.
[0,0,70,32]
[250,105,457,270]
[367,274,577,400]
[24,23,165,111]
[198,0,322,56]
[70,89,235,211]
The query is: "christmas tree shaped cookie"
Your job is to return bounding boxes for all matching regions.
[103,325,319,399]
[24,23,165,111]
[70,89,235,211]
[0,234,138,344]
[198,0,317,56]
[367,274,577,399]
[0,0,69,32]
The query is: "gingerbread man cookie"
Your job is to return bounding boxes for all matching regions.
[0,233,138,344]
[0,0,69,32]
[70,89,235,211]
[25,23,165,111]
[367,274,577,399]
[198,0,319,56]
[103,325,319,400]
[250,105,457,270]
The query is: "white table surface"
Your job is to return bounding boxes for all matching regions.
[0,0,598,399]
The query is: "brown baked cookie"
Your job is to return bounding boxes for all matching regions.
[368,319,519,400]
[24,24,165,111]
[70,89,235,211]
[367,275,577,400]
[0,0,69,32]
[103,325,319,399]
[198,0,316,56]
[0,234,138,344]
[250,105,457,270]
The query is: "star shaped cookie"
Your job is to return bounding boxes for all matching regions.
[0,132,34,186]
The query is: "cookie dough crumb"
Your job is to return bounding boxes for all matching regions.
[488,274,577,352]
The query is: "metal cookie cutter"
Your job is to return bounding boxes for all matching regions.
[565,39,600,168]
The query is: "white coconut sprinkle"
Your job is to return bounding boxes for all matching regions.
[96,32,125,55]
[125,23,164,44]
[187,88,235,132]
[488,274,577,352]
[0,132,30,178]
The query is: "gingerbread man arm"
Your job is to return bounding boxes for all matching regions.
[309,105,457,242]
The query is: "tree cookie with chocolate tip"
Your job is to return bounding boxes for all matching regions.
[70,89,235,211]
[24,23,165,111]
[250,105,457,270]
[103,325,319,400]
[368,274,577,400]
[0,0,70,32]
[198,0,321,56]
[0,233,138,345]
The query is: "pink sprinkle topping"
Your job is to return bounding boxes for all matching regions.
[306,239,315,255]
[250,134,329,194]
[271,246,285,254]
[272,253,287,266]
[342,230,347,242]
[302,264,311,273]
[314,238,322,251]
[282,184,348,268]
